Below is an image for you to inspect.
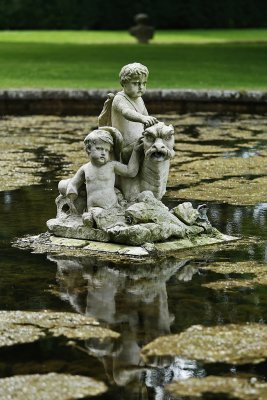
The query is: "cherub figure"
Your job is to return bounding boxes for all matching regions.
[98,62,158,162]
[64,127,140,211]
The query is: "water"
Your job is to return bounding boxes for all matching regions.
[0,114,266,399]
[0,183,266,399]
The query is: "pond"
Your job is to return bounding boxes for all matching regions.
[0,113,266,399]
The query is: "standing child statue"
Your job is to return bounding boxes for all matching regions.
[98,62,158,163]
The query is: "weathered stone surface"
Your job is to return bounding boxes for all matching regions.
[1,89,267,116]
[14,231,236,257]
[45,68,225,248]
[119,122,175,201]
[50,236,90,248]
[172,202,200,225]
[47,193,224,246]
[154,231,234,252]
[84,241,149,256]
[0,373,107,400]
[141,324,267,365]
[47,216,110,242]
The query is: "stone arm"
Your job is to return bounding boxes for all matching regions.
[114,97,157,127]
[66,166,85,201]
[112,147,140,178]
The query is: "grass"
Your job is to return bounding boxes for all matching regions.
[0,29,267,90]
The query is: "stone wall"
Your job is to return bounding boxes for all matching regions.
[0,89,267,116]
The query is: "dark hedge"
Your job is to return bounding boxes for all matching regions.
[0,0,267,29]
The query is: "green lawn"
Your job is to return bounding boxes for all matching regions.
[0,30,267,89]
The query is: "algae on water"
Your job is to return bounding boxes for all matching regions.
[0,373,107,400]
[201,260,267,290]
[1,114,266,205]
[167,376,267,399]
[0,116,95,191]
[141,323,267,365]
[0,310,119,348]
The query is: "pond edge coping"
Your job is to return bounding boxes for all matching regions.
[1,89,267,115]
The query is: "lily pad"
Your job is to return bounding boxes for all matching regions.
[141,324,267,365]
[167,376,267,399]
[0,373,107,399]
[0,311,119,347]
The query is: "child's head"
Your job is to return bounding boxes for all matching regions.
[84,129,114,165]
[119,63,149,98]
[119,63,149,85]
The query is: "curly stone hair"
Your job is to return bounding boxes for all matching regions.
[84,129,113,155]
[119,62,149,85]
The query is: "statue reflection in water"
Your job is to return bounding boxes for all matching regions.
[49,254,204,399]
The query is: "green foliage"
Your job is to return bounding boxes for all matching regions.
[0,0,267,29]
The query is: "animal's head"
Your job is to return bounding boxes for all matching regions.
[142,122,175,162]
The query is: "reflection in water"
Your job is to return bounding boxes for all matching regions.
[3,191,12,206]
[46,242,267,399]
[49,255,205,398]
[223,147,260,159]
[253,203,267,234]
[0,185,266,398]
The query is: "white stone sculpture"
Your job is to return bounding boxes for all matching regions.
[47,63,225,247]
[98,63,158,163]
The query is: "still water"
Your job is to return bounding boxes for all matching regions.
[0,113,266,399]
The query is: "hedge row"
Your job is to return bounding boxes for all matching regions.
[0,0,267,29]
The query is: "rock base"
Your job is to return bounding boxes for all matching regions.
[15,231,238,258]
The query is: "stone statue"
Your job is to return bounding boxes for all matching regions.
[119,121,175,201]
[129,13,155,44]
[98,63,158,163]
[59,127,139,211]
[98,63,169,200]
[46,63,227,247]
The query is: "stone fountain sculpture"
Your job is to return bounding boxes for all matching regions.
[47,63,228,248]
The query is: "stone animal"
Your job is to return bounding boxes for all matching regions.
[120,122,175,201]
